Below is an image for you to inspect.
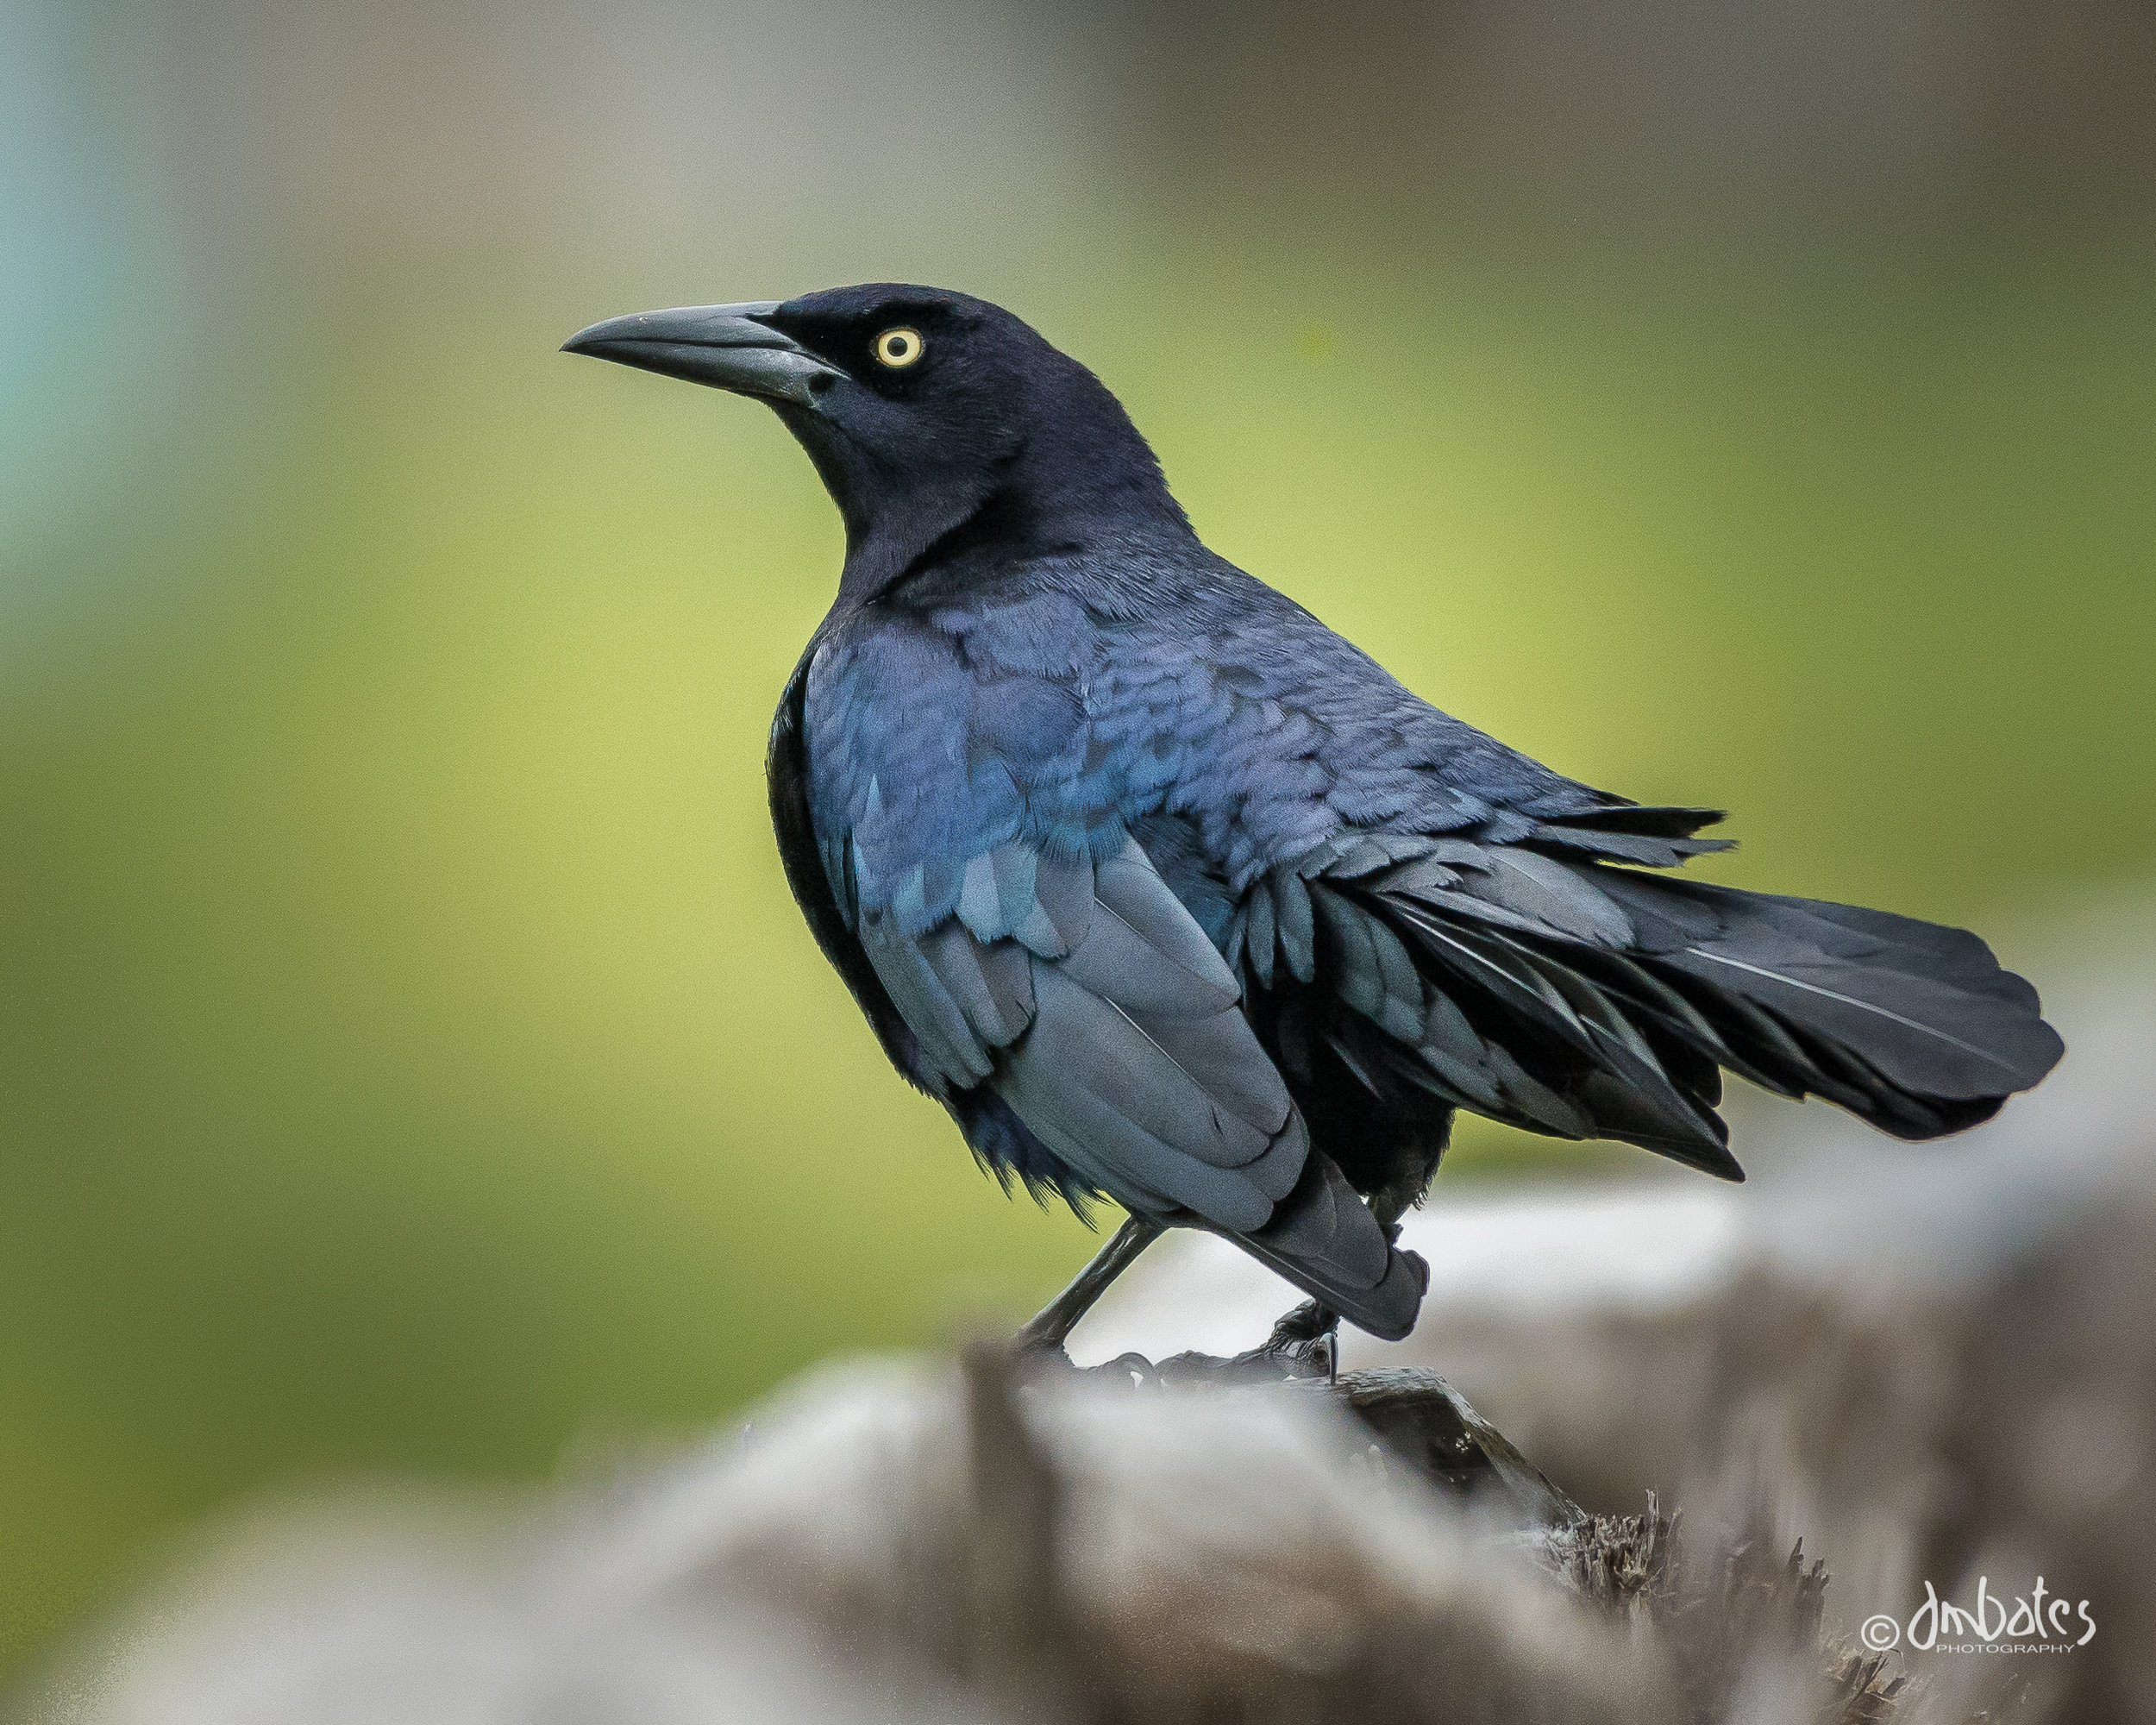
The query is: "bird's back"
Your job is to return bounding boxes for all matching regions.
[837,545,1633,890]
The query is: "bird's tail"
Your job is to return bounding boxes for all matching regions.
[1240,819,2065,1183]
[1591,869,2065,1144]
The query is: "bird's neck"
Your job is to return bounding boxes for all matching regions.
[831,452,1194,612]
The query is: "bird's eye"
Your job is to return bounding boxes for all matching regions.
[873,327,924,369]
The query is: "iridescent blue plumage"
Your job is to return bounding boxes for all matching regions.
[568,281,2063,1344]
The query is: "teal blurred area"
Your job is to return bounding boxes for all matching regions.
[3,0,2153,1682]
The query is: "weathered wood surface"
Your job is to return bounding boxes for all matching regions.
[16,1342,1990,1725]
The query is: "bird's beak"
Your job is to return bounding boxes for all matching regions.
[560,302,844,407]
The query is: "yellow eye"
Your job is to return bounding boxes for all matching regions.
[874,326,924,368]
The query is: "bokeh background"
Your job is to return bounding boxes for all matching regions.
[3,0,2153,1683]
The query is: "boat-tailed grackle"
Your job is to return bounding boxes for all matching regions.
[563,285,2063,1350]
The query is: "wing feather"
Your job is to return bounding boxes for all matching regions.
[856,836,1313,1233]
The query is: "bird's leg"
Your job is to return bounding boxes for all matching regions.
[1014,1215,1163,1354]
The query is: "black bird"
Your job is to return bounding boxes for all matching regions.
[562,285,2063,1351]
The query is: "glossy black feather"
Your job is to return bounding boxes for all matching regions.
[645,282,2064,1342]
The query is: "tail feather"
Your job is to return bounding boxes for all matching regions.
[1244,836,2063,1179]
[1595,871,2064,1130]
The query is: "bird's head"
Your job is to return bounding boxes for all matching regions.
[563,284,1189,599]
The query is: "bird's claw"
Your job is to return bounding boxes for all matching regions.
[1225,1299,1340,1383]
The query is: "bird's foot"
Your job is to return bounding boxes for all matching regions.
[1225,1299,1340,1383]
[1037,1308,1340,1389]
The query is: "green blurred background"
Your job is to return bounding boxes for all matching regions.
[3,0,2153,1682]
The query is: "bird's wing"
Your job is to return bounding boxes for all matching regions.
[804,604,1308,1217]
[860,835,1309,1232]
[802,602,1416,1334]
